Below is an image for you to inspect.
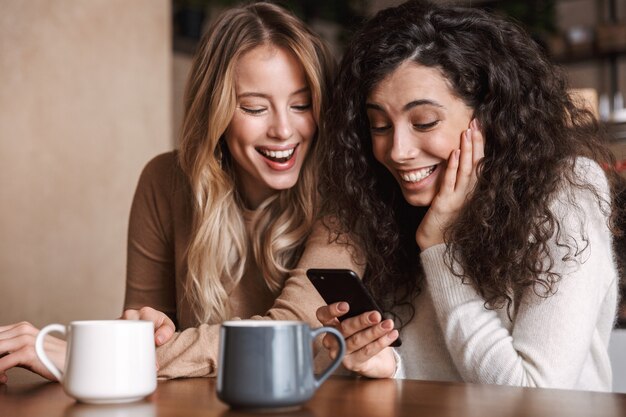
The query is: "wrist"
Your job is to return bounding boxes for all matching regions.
[416,236,443,251]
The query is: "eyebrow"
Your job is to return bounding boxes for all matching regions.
[237,86,310,99]
[366,99,444,112]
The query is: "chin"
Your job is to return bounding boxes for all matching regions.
[265,176,300,192]
[401,190,434,207]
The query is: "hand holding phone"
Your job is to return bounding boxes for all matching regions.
[306,268,401,347]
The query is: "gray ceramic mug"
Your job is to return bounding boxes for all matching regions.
[217,320,346,410]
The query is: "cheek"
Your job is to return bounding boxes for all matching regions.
[226,116,265,148]
[296,115,317,142]
[371,138,388,165]
[429,132,461,158]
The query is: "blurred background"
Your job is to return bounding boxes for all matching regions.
[1,0,625,381]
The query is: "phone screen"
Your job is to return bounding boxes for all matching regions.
[306,268,401,347]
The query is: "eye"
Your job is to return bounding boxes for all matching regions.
[240,106,266,115]
[291,103,312,112]
[413,120,439,130]
[368,116,391,134]
[370,124,391,134]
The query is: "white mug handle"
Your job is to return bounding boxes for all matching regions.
[34,323,66,381]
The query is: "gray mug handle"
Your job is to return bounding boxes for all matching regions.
[310,326,346,388]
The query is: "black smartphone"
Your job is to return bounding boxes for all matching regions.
[306,268,401,347]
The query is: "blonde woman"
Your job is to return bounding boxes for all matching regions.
[121,1,340,379]
[0,2,340,382]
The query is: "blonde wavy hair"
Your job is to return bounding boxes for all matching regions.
[178,2,335,323]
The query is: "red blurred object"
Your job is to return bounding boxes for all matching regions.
[617,160,626,172]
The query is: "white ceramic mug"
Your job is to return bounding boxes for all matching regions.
[35,320,157,404]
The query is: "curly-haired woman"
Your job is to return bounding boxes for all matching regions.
[316,0,625,391]
[0,2,339,382]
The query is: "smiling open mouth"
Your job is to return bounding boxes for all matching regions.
[256,145,298,163]
[399,165,436,183]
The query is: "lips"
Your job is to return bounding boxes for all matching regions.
[255,144,300,171]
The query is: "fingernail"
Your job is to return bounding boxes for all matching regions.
[338,302,349,312]
[368,312,379,323]
[465,128,471,141]
[388,330,399,340]
[455,149,461,159]
[155,335,164,345]
[471,118,479,129]
[381,320,393,330]
[0,374,7,384]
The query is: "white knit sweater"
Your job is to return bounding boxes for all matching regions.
[396,158,619,391]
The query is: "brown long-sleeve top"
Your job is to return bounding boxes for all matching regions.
[123,151,363,379]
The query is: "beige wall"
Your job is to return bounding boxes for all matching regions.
[172,52,193,145]
[0,1,172,328]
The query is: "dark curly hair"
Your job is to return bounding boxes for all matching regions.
[319,0,625,321]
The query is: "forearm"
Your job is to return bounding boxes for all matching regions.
[156,220,366,379]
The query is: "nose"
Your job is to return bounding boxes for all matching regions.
[389,126,418,162]
[267,110,293,141]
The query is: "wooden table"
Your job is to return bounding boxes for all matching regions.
[2,373,626,417]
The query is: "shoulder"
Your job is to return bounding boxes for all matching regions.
[129,151,193,244]
[139,151,182,183]
[136,151,187,194]
[551,157,611,214]
[572,157,610,193]
[550,157,611,242]
[132,150,191,216]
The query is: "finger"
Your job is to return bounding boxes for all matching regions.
[454,128,474,191]
[134,307,175,346]
[0,322,28,333]
[348,329,400,366]
[0,322,38,340]
[0,344,56,380]
[136,306,164,328]
[344,331,399,368]
[0,334,34,355]
[120,309,140,320]
[322,333,341,358]
[316,302,349,324]
[0,373,7,384]
[0,333,63,359]
[154,321,175,346]
[471,121,485,165]
[345,319,394,353]
[339,311,382,341]
[0,346,31,373]
[152,310,175,331]
[441,149,460,194]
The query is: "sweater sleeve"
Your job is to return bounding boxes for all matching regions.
[421,161,618,389]
[154,220,366,379]
[124,153,178,323]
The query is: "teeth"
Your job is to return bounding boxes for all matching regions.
[259,148,295,159]
[400,166,435,182]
